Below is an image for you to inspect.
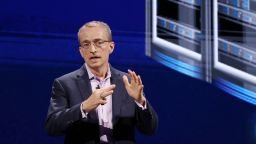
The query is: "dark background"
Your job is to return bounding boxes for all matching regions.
[0,0,255,144]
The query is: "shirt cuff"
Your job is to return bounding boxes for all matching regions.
[135,99,147,110]
[80,103,88,118]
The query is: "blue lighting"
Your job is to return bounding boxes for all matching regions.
[154,50,201,73]
[153,50,202,79]
[215,78,256,105]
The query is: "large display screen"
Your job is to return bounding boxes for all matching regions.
[213,0,256,105]
[147,0,210,80]
[146,0,256,105]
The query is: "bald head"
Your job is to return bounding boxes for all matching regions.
[78,21,112,43]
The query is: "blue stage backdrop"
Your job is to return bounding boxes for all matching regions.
[0,0,255,144]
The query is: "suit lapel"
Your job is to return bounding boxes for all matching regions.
[75,65,123,123]
[110,66,122,124]
[76,66,98,121]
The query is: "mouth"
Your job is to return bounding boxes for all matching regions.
[90,56,101,60]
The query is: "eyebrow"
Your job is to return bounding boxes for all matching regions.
[81,38,105,43]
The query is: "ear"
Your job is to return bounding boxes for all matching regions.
[109,42,115,54]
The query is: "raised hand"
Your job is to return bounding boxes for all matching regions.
[122,69,146,105]
[82,84,116,112]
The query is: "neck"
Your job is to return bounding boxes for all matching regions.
[89,64,109,80]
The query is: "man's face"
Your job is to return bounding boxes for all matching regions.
[78,25,114,70]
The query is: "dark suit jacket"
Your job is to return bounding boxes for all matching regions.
[45,65,158,144]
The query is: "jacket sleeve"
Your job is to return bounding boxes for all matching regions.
[135,100,158,135]
[45,79,83,136]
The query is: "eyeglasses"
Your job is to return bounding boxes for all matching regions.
[80,39,112,49]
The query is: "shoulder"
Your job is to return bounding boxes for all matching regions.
[55,67,83,82]
[110,66,127,78]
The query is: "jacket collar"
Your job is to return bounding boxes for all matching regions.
[76,64,122,123]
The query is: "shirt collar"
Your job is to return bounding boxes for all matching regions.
[85,63,111,81]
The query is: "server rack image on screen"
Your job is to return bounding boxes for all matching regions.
[213,0,256,105]
[146,0,212,81]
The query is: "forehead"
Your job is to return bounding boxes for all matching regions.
[78,25,109,42]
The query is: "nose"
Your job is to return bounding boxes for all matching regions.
[89,43,97,54]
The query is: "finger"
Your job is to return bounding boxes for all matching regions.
[139,85,144,94]
[129,70,137,84]
[132,71,139,84]
[99,95,106,100]
[100,84,116,92]
[139,85,144,91]
[128,69,133,75]
[128,69,135,83]
[128,69,133,78]
[122,75,130,87]
[131,71,137,83]
[99,99,107,105]
[138,75,143,85]
[100,90,114,98]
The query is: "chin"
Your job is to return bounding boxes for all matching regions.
[87,63,101,69]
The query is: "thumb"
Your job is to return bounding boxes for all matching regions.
[122,75,130,87]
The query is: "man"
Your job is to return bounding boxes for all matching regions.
[45,21,158,144]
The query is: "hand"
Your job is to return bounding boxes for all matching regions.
[82,84,116,112]
[123,69,146,105]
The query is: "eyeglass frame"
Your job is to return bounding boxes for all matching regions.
[79,39,112,49]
